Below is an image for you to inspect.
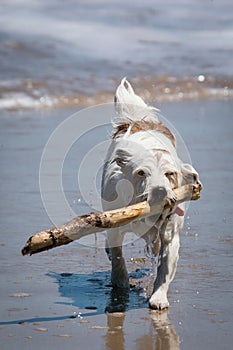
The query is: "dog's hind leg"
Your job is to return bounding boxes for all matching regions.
[149,215,183,310]
[106,228,129,289]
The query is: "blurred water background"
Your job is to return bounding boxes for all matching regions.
[0,0,233,109]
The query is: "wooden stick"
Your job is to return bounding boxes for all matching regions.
[21,183,201,256]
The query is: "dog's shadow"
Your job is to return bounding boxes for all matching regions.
[47,269,148,315]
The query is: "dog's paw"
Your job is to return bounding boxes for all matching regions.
[149,291,169,310]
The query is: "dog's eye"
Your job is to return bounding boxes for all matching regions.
[115,158,125,167]
[165,172,175,178]
[137,170,146,177]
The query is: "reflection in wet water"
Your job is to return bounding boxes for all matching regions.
[0,270,180,349]
[104,310,179,350]
[105,288,130,313]
[151,310,180,350]
[48,271,180,350]
[105,313,126,350]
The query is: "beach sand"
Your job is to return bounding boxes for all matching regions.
[0,99,232,349]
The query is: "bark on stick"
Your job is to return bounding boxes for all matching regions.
[22,183,201,256]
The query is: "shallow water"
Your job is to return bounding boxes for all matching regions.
[0,0,233,109]
[0,99,232,349]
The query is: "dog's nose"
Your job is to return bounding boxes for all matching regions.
[150,186,167,204]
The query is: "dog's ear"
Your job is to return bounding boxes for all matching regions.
[181,163,202,187]
[114,78,159,123]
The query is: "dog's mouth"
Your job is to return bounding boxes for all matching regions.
[140,194,148,202]
[134,191,148,203]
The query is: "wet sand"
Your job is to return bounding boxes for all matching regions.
[0,99,233,349]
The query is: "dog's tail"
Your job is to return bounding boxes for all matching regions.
[114,77,159,123]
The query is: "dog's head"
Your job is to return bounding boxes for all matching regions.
[109,139,201,213]
[112,144,178,204]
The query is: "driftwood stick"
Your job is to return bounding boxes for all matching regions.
[22,183,201,256]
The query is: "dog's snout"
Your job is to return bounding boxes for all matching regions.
[149,186,167,206]
[154,186,167,200]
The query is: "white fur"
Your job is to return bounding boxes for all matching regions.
[101,79,201,309]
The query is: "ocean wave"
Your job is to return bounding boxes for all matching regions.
[0,75,232,111]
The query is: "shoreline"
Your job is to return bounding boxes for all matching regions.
[1,75,233,111]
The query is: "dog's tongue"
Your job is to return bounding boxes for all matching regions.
[175,206,185,216]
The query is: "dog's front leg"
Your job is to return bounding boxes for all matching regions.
[149,216,183,310]
[106,229,129,289]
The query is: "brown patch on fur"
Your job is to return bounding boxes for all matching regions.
[113,121,176,147]
[165,172,179,189]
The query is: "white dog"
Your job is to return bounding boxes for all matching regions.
[101,78,201,309]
